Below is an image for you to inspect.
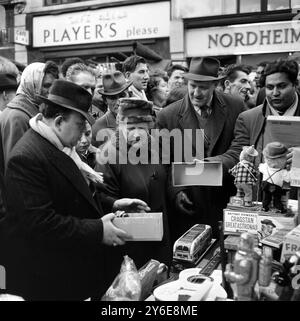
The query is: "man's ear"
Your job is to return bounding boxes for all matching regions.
[125,71,131,80]
[54,115,63,129]
[224,79,231,90]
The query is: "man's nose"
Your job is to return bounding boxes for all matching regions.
[194,87,203,96]
[272,87,280,96]
[245,82,251,90]
[79,133,88,143]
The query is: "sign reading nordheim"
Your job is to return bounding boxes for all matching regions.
[186,20,300,56]
[33,2,170,47]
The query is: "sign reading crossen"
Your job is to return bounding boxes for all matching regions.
[32,2,170,47]
[186,20,300,56]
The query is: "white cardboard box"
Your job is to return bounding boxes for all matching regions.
[172,161,223,187]
[280,224,300,262]
[113,212,163,241]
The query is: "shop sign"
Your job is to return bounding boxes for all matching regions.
[186,20,300,56]
[33,1,170,47]
[14,28,29,45]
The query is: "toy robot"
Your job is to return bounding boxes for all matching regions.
[225,232,261,301]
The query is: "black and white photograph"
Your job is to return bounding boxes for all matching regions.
[1,0,300,315]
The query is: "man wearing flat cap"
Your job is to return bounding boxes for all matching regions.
[1,80,129,300]
[157,57,245,239]
[92,71,132,148]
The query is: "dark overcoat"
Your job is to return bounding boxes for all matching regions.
[156,91,246,239]
[228,93,300,167]
[96,140,172,288]
[2,129,105,300]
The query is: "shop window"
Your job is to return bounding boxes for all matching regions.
[0,5,5,30]
[44,0,87,6]
[222,0,237,14]
[292,0,300,9]
[267,0,290,10]
[239,0,261,13]
[175,0,236,18]
[0,5,6,45]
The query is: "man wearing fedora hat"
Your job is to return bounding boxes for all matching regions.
[157,56,245,239]
[92,71,132,148]
[1,79,129,300]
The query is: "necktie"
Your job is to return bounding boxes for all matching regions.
[199,105,210,119]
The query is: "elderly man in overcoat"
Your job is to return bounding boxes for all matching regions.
[157,57,245,239]
[1,80,129,301]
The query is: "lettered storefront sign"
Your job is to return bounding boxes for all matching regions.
[33,2,170,47]
[186,20,300,56]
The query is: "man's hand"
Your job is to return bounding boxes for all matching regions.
[101,213,130,246]
[175,191,195,216]
[113,198,150,213]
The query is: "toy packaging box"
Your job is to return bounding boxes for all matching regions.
[113,212,163,241]
[223,201,297,253]
[280,224,300,262]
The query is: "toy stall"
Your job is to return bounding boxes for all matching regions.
[100,115,300,302]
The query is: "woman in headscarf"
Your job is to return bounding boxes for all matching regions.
[96,97,172,290]
[0,61,59,173]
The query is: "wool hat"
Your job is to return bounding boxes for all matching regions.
[263,142,288,159]
[242,145,258,157]
[37,79,95,125]
[118,97,154,124]
[183,57,225,82]
[98,71,132,96]
[0,73,18,91]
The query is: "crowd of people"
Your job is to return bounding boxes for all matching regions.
[0,51,299,300]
